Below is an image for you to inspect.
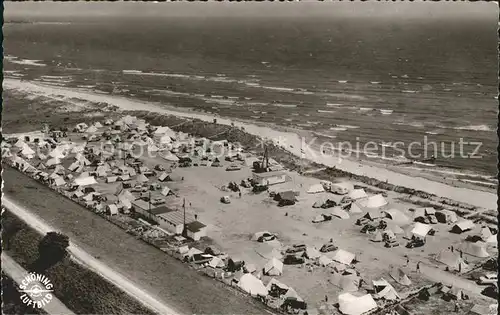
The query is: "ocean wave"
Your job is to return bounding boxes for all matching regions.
[261,86,295,92]
[412,161,436,167]
[359,107,373,111]
[401,90,418,94]
[329,127,348,131]
[317,109,335,114]
[370,81,381,84]
[7,58,46,67]
[338,80,348,84]
[326,103,343,107]
[454,125,493,132]
[379,109,393,115]
[425,131,440,135]
[337,125,359,129]
[313,132,337,139]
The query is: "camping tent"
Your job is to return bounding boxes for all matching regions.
[451,220,475,234]
[389,267,412,286]
[338,293,377,315]
[331,249,355,266]
[208,256,225,269]
[53,177,66,187]
[371,231,383,242]
[283,287,304,301]
[307,184,325,194]
[374,283,400,301]
[21,146,35,158]
[459,241,490,258]
[411,222,432,238]
[436,250,469,271]
[361,194,387,208]
[161,186,173,196]
[106,204,119,215]
[318,255,333,267]
[74,176,98,186]
[348,189,368,200]
[136,174,149,183]
[266,278,289,293]
[340,275,361,292]
[388,224,404,235]
[264,257,284,276]
[435,210,458,224]
[46,157,61,167]
[162,152,180,162]
[349,202,363,214]
[384,209,410,225]
[364,209,384,220]
[238,274,268,297]
[85,125,98,133]
[332,207,350,220]
[303,247,321,260]
[414,207,436,218]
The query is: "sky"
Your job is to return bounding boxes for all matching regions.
[4,1,498,20]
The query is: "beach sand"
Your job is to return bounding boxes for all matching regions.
[4,78,496,210]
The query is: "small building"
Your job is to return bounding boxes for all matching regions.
[252,171,287,186]
[186,221,208,241]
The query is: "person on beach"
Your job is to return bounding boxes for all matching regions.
[239,191,242,198]
[416,261,421,273]
[450,245,454,253]
[405,255,409,266]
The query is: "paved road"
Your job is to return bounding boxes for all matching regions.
[3,197,181,315]
[2,253,75,315]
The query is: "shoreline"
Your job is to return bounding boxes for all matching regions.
[4,78,496,209]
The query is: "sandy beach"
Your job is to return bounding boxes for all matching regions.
[4,78,496,210]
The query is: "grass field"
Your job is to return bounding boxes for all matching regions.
[2,211,156,315]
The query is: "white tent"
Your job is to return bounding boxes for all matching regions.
[384,209,410,225]
[94,122,103,128]
[74,176,97,186]
[264,257,284,276]
[161,186,173,196]
[49,147,66,159]
[14,139,26,148]
[389,267,412,286]
[21,146,36,159]
[266,278,289,293]
[136,174,149,183]
[374,283,400,301]
[348,189,368,200]
[338,293,377,315]
[208,256,225,269]
[107,204,119,215]
[414,207,436,218]
[46,157,61,167]
[459,241,490,258]
[361,194,387,208]
[318,255,333,267]
[331,249,355,265]
[162,152,179,162]
[53,177,66,187]
[436,250,469,271]
[307,184,325,194]
[76,122,89,131]
[238,274,268,297]
[159,134,172,144]
[349,202,363,214]
[154,126,172,135]
[331,207,350,219]
[303,247,321,260]
[86,125,98,133]
[411,222,432,238]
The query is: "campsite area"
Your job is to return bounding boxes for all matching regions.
[2,113,497,314]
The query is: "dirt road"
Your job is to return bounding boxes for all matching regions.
[2,253,76,315]
[3,196,181,315]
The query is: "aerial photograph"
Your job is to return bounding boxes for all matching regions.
[1,1,498,315]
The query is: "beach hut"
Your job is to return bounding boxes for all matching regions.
[106,204,119,215]
[435,210,458,224]
[364,209,384,220]
[73,176,98,186]
[21,146,35,159]
[307,184,325,194]
[338,293,377,315]
[52,177,66,187]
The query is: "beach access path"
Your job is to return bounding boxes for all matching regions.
[2,253,76,315]
[4,78,496,210]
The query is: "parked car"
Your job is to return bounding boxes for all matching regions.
[477,273,498,285]
[286,244,307,254]
[320,243,338,253]
[284,255,305,265]
[154,164,165,171]
[406,238,425,248]
[361,224,377,234]
[384,241,400,248]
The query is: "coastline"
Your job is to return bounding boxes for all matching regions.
[4,78,496,210]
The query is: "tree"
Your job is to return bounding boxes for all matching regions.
[34,232,70,272]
